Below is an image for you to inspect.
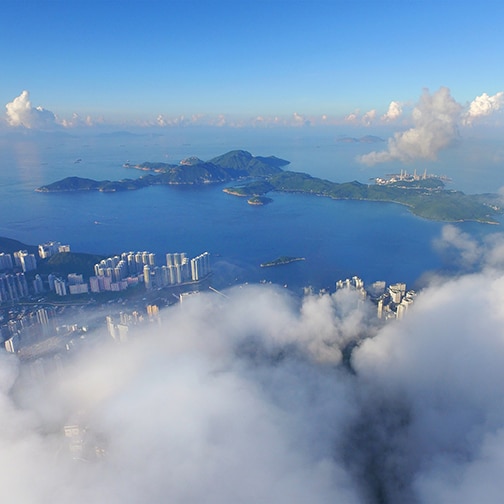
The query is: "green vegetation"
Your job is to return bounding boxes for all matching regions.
[36,176,101,192]
[209,150,288,175]
[36,175,154,192]
[0,236,104,278]
[0,237,37,254]
[248,196,273,206]
[36,150,290,192]
[223,180,274,197]
[260,256,306,267]
[36,148,502,224]
[37,252,105,278]
[225,171,502,223]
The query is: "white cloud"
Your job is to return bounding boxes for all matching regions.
[359,87,462,165]
[381,100,403,122]
[343,109,376,126]
[153,113,188,127]
[464,91,504,124]
[433,224,483,269]
[213,113,227,127]
[59,112,94,128]
[433,224,504,272]
[353,268,504,502]
[292,112,311,127]
[6,234,504,503]
[5,90,57,129]
[344,111,359,123]
[2,285,365,504]
[362,109,376,126]
[156,114,167,127]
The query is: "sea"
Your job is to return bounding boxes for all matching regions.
[1,127,503,293]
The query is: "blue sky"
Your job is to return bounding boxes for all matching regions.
[1,0,503,128]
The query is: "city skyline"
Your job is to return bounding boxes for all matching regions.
[1,0,503,130]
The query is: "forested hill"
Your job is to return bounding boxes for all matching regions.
[36,150,289,192]
[224,171,503,224]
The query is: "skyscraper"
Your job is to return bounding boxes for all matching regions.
[0,253,13,270]
[190,252,210,281]
[143,264,152,290]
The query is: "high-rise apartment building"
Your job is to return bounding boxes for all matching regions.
[4,334,20,353]
[13,250,37,272]
[33,274,44,294]
[190,252,210,281]
[54,277,67,296]
[143,264,152,290]
[36,308,50,325]
[0,253,13,270]
[38,241,70,258]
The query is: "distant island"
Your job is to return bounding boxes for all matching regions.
[36,150,289,192]
[335,135,385,143]
[260,256,306,268]
[36,149,502,224]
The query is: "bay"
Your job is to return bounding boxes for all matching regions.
[0,130,501,293]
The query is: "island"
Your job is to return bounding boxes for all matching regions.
[335,135,385,144]
[36,149,502,223]
[247,196,273,206]
[36,150,290,192]
[260,256,306,268]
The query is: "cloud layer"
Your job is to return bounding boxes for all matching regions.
[3,228,504,503]
[3,87,503,132]
[4,286,368,504]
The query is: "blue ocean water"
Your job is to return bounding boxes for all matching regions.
[0,130,502,292]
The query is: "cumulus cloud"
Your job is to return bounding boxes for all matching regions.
[353,268,504,503]
[464,91,504,124]
[6,230,504,503]
[359,88,504,165]
[344,109,377,126]
[155,114,167,127]
[153,113,231,128]
[359,87,462,165]
[434,224,504,271]
[5,90,57,129]
[344,111,359,123]
[153,113,190,127]
[292,112,311,127]
[433,224,483,269]
[59,112,94,128]
[381,100,403,122]
[362,109,376,126]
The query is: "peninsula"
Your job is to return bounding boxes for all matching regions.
[224,171,502,224]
